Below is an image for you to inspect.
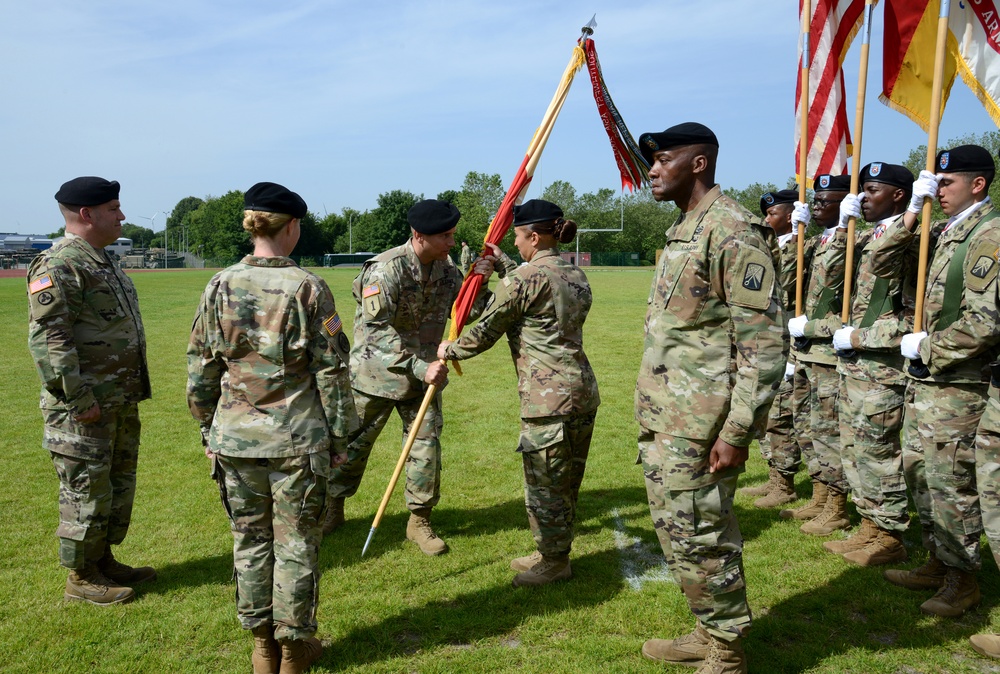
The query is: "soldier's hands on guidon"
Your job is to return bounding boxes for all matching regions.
[900,331,928,360]
[833,326,855,351]
[788,314,808,338]
[792,200,811,228]
[437,340,454,361]
[839,194,861,228]
[424,360,449,387]
[908,171,941,214]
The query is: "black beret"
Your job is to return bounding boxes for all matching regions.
[54,176,120,206]
[639,122,719,164]
[814,174,851,192]
[408,199,460,235]
[759,188,798,217]
[936,144,995,173]
[244,182,307,219]
[860,162,914,190]
[513,199,564,227]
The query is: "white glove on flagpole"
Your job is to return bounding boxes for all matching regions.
[788,315,808,338]
[833,326,855,351]
[792,201,811,230]
[839,194,861,228]
[907,171,940,214]
[900,331,928,360]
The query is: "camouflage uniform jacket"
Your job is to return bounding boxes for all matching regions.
[870,201,1000,383]
[443,248,600,418]
[798,228,848,365]
[351,239,489,401]
[829,215,908,385]
[187,256,357,457]
[27,232,150,414]
[777,233,813,314]
[635,185,787,446]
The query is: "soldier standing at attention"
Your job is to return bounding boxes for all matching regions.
[459,240,473,275]
[438,199,600,588]
[823,163,913,566]
[323,200,495,555]
[187,182,357,674]
[27,176,154,606]
[634,123,786,674]
[786,175,851,536]
[742,188,802,508]
[871,145,1000,618]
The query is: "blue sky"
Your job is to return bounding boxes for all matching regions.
[2,1,997,235]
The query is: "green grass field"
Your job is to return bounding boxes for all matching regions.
[2,267,1000,673]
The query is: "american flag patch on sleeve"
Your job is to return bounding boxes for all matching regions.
[362,283,380,298]
[323,312,342,336]
[29,275,53,294]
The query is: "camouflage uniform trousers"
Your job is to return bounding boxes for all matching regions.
[329,388,443,510]
[217,452,330,641]
[760,376,800,474]
[975,384,1000,569]
[518,412,596,557]
[901,382,935,551]
[838,376,908,531]
[44,403,140,569]
[791,359,818,478]
[807,362,847,492]
[638,429,750,641]
[911,380,986,572]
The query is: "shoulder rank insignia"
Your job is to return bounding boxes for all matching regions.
[29,275,53,294]
[362,283,380,298]
[742,263,765,291]
[323,312,342,336]
[972,255,996,279]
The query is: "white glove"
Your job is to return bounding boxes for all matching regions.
[791,201,811,229]
[907,171,940,214]
[784,361,796,379]
[788,314,808,338]
[839,194,861,228]
[900,331,928,360]
[833,326,855,351]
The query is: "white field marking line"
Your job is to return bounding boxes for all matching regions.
[611,507,674,590]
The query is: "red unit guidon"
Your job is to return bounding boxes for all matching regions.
[29,275,54,294]
[323,312,342,336]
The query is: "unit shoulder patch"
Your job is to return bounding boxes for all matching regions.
[967,240,1000,292]
[730,247,774,310]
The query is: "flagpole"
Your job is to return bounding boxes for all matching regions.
[910,0,951,378]
[839,0,876,336]
[796,0,811,317]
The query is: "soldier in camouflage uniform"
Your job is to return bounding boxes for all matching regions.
[786,174,851,536]
[324,199,494,556]
[870,145,1000,619]
[439,199,600,588]
[971,374,1000,657]
[742,189,803,508]
[822,163,913,566]
[27,177,155,606]
[459,241,473,275]
[634,123,786,674]
[187,183,358,674]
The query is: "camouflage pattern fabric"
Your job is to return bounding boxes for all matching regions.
[187,256,357,457]
[807,362,846,491]
[519,412,596,556]
[460,244,473,275]
[328,388,443,510]
[791,360,820,478]
[635,185,787,453]
[798,229,847,366]
[27,233,151,570]
[218,452,329,641]
[779,235,819,316]
[443,248,600,418]
[838,377,908,531]
[975,384,1000,569]
[760,377,799,474]
[639,430,750,641]
[48,403,140,569]
[901,382,936,551]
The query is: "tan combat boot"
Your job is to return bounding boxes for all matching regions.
[739,467,778,498]
[278,637,322,674]
[970,633,1000,659]
[754,471,797,508]
[251,625,280,674]
[98,547,157,584]
[510,550,542,572]
[406,508,448,556]
[65,566,135,605]
[695,634,747,674]
[823,517,877,555]
[511,554,572,587]
[779,480,827,520]
[800,488,850,536]
[843,527,908,567]
[641,624,711,664]
[920,566,980,617]
[322,496,345,536]
[883,552,947,590]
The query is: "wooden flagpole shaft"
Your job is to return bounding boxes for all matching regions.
[840,0,876,326]
[796,0,811,316]
[361,373,440,557]
[913,0,951,335]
